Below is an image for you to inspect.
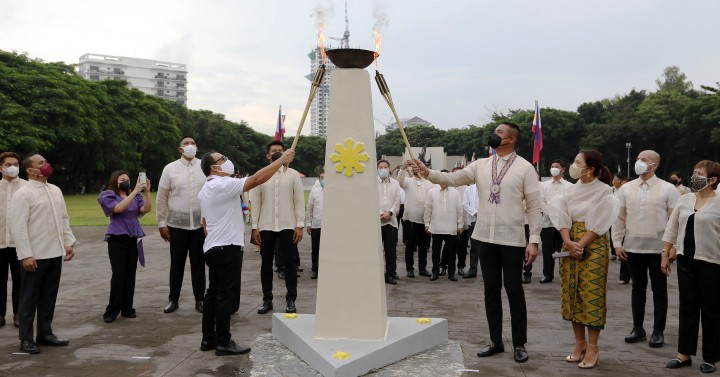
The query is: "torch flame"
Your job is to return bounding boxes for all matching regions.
[318,23,327,65]
[373,30,382,69]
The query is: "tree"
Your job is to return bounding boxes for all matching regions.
[656,66,693,92]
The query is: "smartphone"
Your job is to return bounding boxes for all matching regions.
[139,172,147,184]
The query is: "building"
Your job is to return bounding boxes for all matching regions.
[77,53,188,105]
[386,116,433,131]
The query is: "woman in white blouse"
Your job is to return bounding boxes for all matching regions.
[549,150,618,369]
[661,160,720,374]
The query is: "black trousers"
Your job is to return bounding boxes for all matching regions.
[627,252,667,332]
[18,256,62,341]
[610,230,631,282]
[676,255,720,362]
[0,247,21,316]
[381,225,398,277]
[260,230,297,302]
[540,227,563,278]
[105,236,138,319]
[466,222,479,275]
[452,229,469,269]
[311,228,321,273]
[478,242,527,347]
[276,243,301,271]
[522,224,532,277]
[432,234,456,276]
[168,227,206,302]
[202,245,243,345]
[405,221,430,272]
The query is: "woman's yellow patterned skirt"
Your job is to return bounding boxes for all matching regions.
[560,221,609,330]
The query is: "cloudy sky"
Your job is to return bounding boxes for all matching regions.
[1,0,719,136]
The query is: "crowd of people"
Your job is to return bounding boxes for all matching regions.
[1,126,719,372]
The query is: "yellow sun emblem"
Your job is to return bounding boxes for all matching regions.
[329,138,370,177]
[331,351,351,360]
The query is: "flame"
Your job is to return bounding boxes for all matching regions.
[318,23,327,65]
[373,30,382,69]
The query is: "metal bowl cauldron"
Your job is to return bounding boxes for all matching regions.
[325,49,377,69]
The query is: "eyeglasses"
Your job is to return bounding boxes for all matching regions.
[212,155,227,165]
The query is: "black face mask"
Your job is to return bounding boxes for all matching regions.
[271,152,283,162]
[669,178,679,185]
[119,181,131,193]
[488,133,503,149]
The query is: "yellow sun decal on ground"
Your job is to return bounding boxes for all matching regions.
[330,138,370,177]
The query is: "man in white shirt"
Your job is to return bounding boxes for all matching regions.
[667,171,689,195]
[11,154,76,354]
[613,150,680,348]
[538,159,572,283]
[156,137,208,314]
[398,162,435,278]
[378,160,401,284]
[414,122,541,363]
[462,184,479,279]
[448,167,469,277]
[306,172,324,280]
[197,148,294,356]
[250,141,305,315]
[1,152,26,329]
[424,175,463,281]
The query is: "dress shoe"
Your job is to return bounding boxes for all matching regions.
[13,314,19,328]
[285,300,296,313]
[164,301,179,313]
[618,280,629,285]
[477,343,505,357]
[566,341,587,362]
[439,267,447,276]
[385,276,397,285]
[311,271,318,279]
[666,357,692,368]
[121,309,137,318]
[37,334,69,346]
[625,328,646,343]
[522,275,531,284]
[20,340,39,354]
[419,270,431,277]
[540,276,553,284]
[200,340,216,351]
[257,301,273,314]
[448,275,458,281]
[463,273,477,279]
[513,346,529,363]
[700,362,716,373]
[458,268,466,276]
[278,271,285,279]
[215,339,251,356]
[103,316,115,323]
[649,330,664,347]
[195,300,204,313]
[578,344,599,369]
[392,273,399,280]
[407,271,415,278]
[0,316,5,327]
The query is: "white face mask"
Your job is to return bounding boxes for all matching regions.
[378,168,389,179]
[3,166,19,178]
[182,144,197,158]
[634,160,654,175]
[568,163,584,179]
[550,167,561,177]
[218,159,234,175]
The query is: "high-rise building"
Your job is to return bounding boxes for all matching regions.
[77,53,188,105]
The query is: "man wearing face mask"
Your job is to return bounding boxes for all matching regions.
[377,160,401,284]
[397,160,436,278]
[538,159,572,283]
[251,141,305,315]
[197,148,294,355]
[11,154,76,354]
[306,172,325,279]
[667,171,689,195]
[613,150,679,348]
[156,137,208,314]
[1,152,26,329]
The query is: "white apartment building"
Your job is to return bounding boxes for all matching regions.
[77,53,188,105]
[307,47,335,138]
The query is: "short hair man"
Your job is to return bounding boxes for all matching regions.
[377,160,401,284]
[538,159,572,283]
[1,152,26,329]
[397,160,436,278]
[306,171,325,279]
[11,154,76,354]
[424,171,463,281]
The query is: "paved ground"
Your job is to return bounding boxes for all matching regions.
[0,226,708,376]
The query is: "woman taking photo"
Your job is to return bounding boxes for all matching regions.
[548,150,618,369]
[662,160,720,373]
[98,171,151,323]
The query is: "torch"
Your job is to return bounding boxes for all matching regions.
[290,64,326,151]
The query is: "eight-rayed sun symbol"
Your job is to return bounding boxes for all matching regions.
[330,138,370,177]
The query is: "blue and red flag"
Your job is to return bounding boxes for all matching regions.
[531,100,543,166]
[274,105,285,142]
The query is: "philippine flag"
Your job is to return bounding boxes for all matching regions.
[531,100,543,166]
[274,105,285,142]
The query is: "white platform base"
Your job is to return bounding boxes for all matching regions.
[272,314,448,377]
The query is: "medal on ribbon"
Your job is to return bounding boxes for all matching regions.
[488,152,517,204]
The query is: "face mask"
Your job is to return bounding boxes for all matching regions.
[218,159,235,175]
[634,160,654,175]
[3,166,19,178]
[119,181,131,192]
[319,180,324,188]
[669,178,679,185]
[378,168,389,179]
[568,163,584,179]
[182,144,197,158]
[487,133,505,149]
[690,174,711,192]
[550,167,561,177]
[271,152,283,162]
[38,162,53,178]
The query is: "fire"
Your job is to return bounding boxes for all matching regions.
[318,23,327,65]
[373,30,382,69]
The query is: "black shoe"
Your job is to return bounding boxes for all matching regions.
[463,273,477,279]
[392,273,399,280]
[20,340,39,354]
[513,346,529,363]
[429,274,439,281]
[625,328,647,343]
[477,343,505,357]
[700,362,716,373]
[311,271,318,279]
[540,276,553,284]
[285,300,296,313]
[103,316,115,323]
[419,270,432,277]
[257,302,273,314]
[215,339,251,356]
[36,334,69,346]
[522,275,531,284]
[385,276,397,285]
[407,271,415,278]
[439,267,447,276]
[164,301,179,313]
[0,316,4,327]
[458,268,466,276]
[121,309,137,318]
[666,357,692,368]
[296,266,303,272]
[448,275,458,281]
[195,300,204,313]
[200,340,216,351]
[649,331,664,347]
[278,271,285,279]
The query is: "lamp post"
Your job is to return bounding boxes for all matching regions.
[626,142,632,176]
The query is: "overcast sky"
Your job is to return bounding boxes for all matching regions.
[2,0,719,137]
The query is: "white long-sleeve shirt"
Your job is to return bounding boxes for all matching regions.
[463,184,478,225]
[10,180,76,260]
[250,168,305,231]
[663,193,720,266]
[306,185,324,229]
[398,169,436,224]
[548,178,619,236]
[424,187,463,235]
[612,175,680,254]
[378,176,401,228]
[156,157,206,230]
[1,177,26,248]
[540,178,572,228]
